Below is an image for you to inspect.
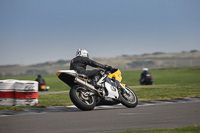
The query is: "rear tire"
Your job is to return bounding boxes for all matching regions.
[70,85,96,111]
[119,86,138,108]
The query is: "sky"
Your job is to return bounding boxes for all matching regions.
[0,0,200,65]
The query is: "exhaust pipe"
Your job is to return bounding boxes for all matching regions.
[74,78,101,96]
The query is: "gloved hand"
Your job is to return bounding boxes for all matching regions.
[105,65,112,70]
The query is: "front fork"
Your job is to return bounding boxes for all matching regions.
[119,83,128,92]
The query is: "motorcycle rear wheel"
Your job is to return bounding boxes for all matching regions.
[70,85,96,111]
[119,86,138,108]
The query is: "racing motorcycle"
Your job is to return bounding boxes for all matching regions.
[56,68,138,111]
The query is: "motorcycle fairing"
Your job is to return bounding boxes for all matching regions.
[106,77,120,88]
[108,69,122,82]
[56,70,78,87]
[104,81,119,99]
[56,69,119,99]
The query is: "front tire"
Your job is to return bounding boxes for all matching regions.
[70,85,96,111]
[119,86,138,108]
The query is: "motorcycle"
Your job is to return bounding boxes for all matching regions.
[38,82,50,91]
[140,74,154,85]
[56,68,138,111]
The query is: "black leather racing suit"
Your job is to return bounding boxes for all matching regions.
[70,56,107,87]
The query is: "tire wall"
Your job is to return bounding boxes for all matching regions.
[0,80,38,106]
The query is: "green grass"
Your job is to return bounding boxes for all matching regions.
[122,66,200,86]
[129,84,200,101]
[103,126,200,133]
[0,66,200,110]
[38,93,72,107]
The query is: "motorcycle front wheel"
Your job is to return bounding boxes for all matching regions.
[119,86,138,108]
[70,85,96,111]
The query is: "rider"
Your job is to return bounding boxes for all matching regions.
[70,49,112,89]
[35,74,46,91]
[140,68,154,85]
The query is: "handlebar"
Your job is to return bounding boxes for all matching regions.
[105,68,118,75]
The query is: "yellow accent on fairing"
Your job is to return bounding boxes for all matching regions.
[108,69,122,82]
[56,71,62,77]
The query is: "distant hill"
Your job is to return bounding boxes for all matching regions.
[0,50,200,77]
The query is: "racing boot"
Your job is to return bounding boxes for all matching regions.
[91,74,102,89]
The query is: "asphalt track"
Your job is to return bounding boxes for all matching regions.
[0,98,200,133]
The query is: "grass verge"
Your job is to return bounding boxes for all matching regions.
[103,126,200,133]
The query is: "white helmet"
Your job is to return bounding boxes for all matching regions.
[76,49,89,57]
[143,68,149,71]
